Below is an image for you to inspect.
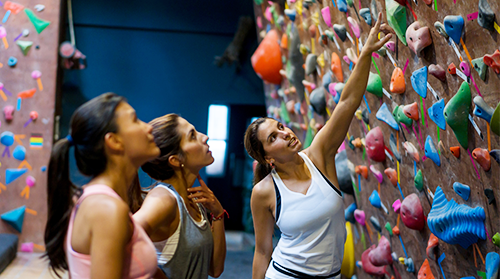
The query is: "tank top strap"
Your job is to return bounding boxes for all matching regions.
[298,152,342,197]
[75,184,122,206]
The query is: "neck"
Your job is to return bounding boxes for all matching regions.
[274,153,310,180]
[162,167,199,201]
[88,160,138,204]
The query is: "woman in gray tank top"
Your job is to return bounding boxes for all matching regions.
[134,114,227,278]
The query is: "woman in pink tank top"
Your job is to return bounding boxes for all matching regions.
[43,93,164,279]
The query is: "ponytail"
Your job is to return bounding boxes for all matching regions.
[44,138,76,277]
[244,117,273,185]
[254,162,273,185]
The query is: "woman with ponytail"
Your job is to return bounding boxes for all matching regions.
[44,93,164,279]
[133,114,226,279]
[244,14,393,279]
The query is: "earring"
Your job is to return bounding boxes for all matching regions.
[269,160,275,169]
[181,164,185,168]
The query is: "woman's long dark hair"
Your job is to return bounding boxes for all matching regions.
[44,93,125,277]
[244,117,273,185]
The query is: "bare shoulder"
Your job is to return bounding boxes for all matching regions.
[82,195,130,228]
[141,186,178,217]
[252,174,274,199]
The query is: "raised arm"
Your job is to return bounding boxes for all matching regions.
[307,13,392,166]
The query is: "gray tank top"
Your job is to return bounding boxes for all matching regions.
[155,183,213,279]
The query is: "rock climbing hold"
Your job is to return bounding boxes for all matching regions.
[399,257,415,272]
[368,236,393,266]
[478,0,495,31]
[404,141,420,162]
[493,232,500,247]
[25,8,50,34]
[370,216,381,232]
[491,102,500,136]
[438,141,449,158]
[322,71,332,92]
[472,57,487,81]
[392,199,401,213]
[12,145,26,161]
[369,190,382,209]
[385,41,396,52]
[362,108,370,124]
[346,48,358,64]
[453,182,471,201]
[401,193,425,230]
[490,149,500,164]
[411,66,428,98]
[414,169,423,191]
[360,8,372,25]
[393,105,413,126]
[8,56,17,67]
[390,67,405,94]
[376,103,399,130]
[352,138,362,149]
[444,15,464,44]
[345,203,357,223]
[338,0,348,13]
[354,209,366,225]
[448,63,457,75]
[331,52,343,82]
[427,186,486,249]
[288,27,305,102]
[434,21,449,39]
[376,46,387,56]
[429,64,446,82]
[485,252,499,279]
[403,102,419,121]
[16,40,33,56]
[305,54,318,75]
[365,127,386,162]
[251,30,282,85]
[385,222,393,236]
[484,49,500,75]
[366,72,383,98]
[321,6,332,28]
[459,61,471,77]
[418,259,435,279]
[384,168,398,187]
[389,133,402,162]
[347,17,361,38]
[425,135,441,167]
[362,246,386,276]
[450,146,460,158]
[310,88,326,116]
[284,9,296,22]
[406,21,433,55]
[299,44,310,55]
[473,148,491,172]
[355,165,369,179]
[386,0,407,45]
[428,99,446,130]
[444,82,471,149]
[484,189,495,204]
[426,234,439,261]
[3,105,14,121]
[333,24,347,42]
[392,226,400,235]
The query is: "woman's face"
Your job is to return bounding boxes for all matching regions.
[256,118,301,163]
[113,102,160,166]
[177,117,214,170]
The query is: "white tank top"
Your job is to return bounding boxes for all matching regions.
[265,152,346,279]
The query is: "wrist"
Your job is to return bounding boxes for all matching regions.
[211,209,229,221]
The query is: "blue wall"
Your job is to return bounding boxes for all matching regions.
[61,0,265,184]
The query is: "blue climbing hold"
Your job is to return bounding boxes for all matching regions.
[345,203,357,223]
[411,66,428,98]
[453,182,471,201]
[369,190,382,208]
[427,186,486,249]
[12,145,26,161]
[370,216,381,232]
[376,103,399,130]
[335,83,345,94]
[1,205,26,232]
[284,9,296,22]
[322,71,332,92]
[294,102,302,116]
[6,168,28,185]
[473,96,494,123]
[444,15,464,44]
[7,56,17,67]
[425,135,441,166]
[41,166,47,172]
[360,8,372,25]
[0,131,15,146]
[337,0,347,12]
[428,99,446,130]
[486,252,499,279]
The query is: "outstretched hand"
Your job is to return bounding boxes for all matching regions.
[187,175,224,216]
[363,12,393,54]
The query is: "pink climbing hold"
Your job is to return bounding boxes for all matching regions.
[392,199,402,213]
[354,209,366,225]
[361,246,386,276]
[400,193,426,231]
[26,175,35,187]
[370,165,384,183]
[20,242,34,252]
[385,41,396,52]
[368,236,393,266]
[321,6,332,28]
[347,17,361,38]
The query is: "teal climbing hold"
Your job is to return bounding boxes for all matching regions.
[444,82,471,149]
[414,169,423,191]
[386,0,407,45]
[485,252,499,279]
[25,8,50,34]
[453,182,471,201]
[338,0,348,12]
[473,96,494,123]
[366,72,383,98]
[472,57,487,81]
[360,8,372,25]
[411,66,428,98]
[444,15,464,44]
[12,145,26,161]
[425,135,441,166]
[6,168,28,185]
[1,205,26,232]
[428,99,446,130]
[393,105,413,126]
[376,103,399,130]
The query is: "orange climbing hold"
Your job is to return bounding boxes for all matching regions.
[483,49,500,74]
[450,146,460,158]
[4,1,25,14]
[280,33,288,50]
[17,88,36,98]
[418,259,435,279]
[355,165,369,179]
[251,30,283,85]
[403,102,419,121]
[390,67,406,94]
[384,168,398,187]
[472,148,491,171]
[331,52,344,82]
[353,138,363,148]
[447,63,457,75]
[392,226,400,236]
[426,233,439,260]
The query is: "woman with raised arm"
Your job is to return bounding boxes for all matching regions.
[133,114,226,279]
[44,93,165,279]
[244,13,392,279]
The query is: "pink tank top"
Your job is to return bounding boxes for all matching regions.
[66,185,157,279]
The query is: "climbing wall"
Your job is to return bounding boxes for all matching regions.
[252,0,500,278]
[0,0,62,252]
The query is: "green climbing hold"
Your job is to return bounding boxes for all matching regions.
[490,103,500,136]
[386,0,407,45]
[280,101,290,124]
[385,222,393,236]
[414,169,423,191]
[366,72,383,98]
[25,8,50,34]
[393,105,412,126]
[16,40,33,56]
[493,232,500,247]
[346,0,354,7]
[303,125,314,149]
[444,82,471,149]
[472,57,487,81]
[254,0,263,4]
